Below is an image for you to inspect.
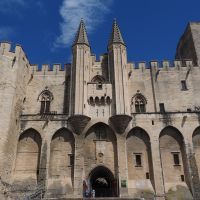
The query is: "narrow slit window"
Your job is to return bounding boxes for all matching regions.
[181,175,185,182]
[146,172,150,179]
[134,154,142,167]
[69,154,74,166]
[159,103,165,113]
[172,153,180,165]
[181,80,187,91]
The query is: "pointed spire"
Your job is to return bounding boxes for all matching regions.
[73,19,90,47]
[108,19,125,47]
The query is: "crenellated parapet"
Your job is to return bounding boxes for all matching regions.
[127,59,196,75]
[31,63,71,76]
[131,59,194,70]
[0,42,30,67]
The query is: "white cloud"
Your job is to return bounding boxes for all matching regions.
[0,27,13,39]
[54,0,113,48]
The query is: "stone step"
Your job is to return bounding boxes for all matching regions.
[43,198,146,200]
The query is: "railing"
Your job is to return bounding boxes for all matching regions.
[0,177,46,200]
[22,183,45,200]
[20,113,69,121]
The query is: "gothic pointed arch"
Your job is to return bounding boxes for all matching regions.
[14,128,42,185]
[85,122,116,141]
[192,127,200,183]
[159,126,192,197]
[91,75,106,83]
[87,165,117,197]
[126,127,154,196]
[38,87,53,114]
[131,92,147,113]
[84,123,117,188]
[49,128,75,195]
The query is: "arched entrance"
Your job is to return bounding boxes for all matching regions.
[89,166,117,197]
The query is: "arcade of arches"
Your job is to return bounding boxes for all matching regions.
[12,125,200,199]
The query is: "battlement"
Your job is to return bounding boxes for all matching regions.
[31,63,71,76]
[131,59,195,71]
[91,53,108,64]
[0,42,30,67]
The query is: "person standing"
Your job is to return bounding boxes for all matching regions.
[91,189,95,198]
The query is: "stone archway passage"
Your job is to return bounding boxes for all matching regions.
[89,166,117,197]
[14,129,42,184]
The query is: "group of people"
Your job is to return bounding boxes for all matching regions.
[84,189,95,198]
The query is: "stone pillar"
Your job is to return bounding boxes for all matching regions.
[184,142,200,200]
[45,137,51,197]
[36,138,48,198]
[38,141,48,184]
[73,137,84,197]
[117,134,128,197]
[151,137,165,200]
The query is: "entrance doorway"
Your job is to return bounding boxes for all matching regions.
[89,166,117,197]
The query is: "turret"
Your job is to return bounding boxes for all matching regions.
[72,19,90,47]
[108,20,130,115]
[108,19,125,47]
[70,19,91,115]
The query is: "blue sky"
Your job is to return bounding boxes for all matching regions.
[0,0,200,65]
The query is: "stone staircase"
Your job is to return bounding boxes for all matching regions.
[42,198,144,200]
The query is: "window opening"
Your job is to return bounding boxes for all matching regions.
[95,126,107,140]
[68,154,74,166]
[181,80,187,90]
[134,95,146,113]
[172,153,180,165]
[146,172,150,179]
[96,83,103,90]
[181,175,185,182]
[38,89,53,114]
[159,103,165,113]
[134,154,142,167]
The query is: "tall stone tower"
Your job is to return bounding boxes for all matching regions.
[176,22,200,66]
[70,20,91,115]
[108,20,130,115]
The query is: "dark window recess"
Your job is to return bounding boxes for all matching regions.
[69,154,74,166]
[96,83,103,90]
[40,101,50,114]
[146,172,150,179]
[181,80,187,90]
[40,101,45,114]
[135,103,146,113]
[159,103,165,113]
[135,154,142,167]
[152,120,154,125]
[173,153,180,165]
[95,126,107,140]
[181,175,185,182]
[187,108,192,112]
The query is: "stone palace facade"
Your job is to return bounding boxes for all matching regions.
[1,20,200,200]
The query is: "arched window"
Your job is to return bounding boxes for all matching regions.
[106,96,111,105]
[38,89,53,114]
[100,96,105,105]
[89,96,94,106]
[131,93,147,113]
[95,97,100,105]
